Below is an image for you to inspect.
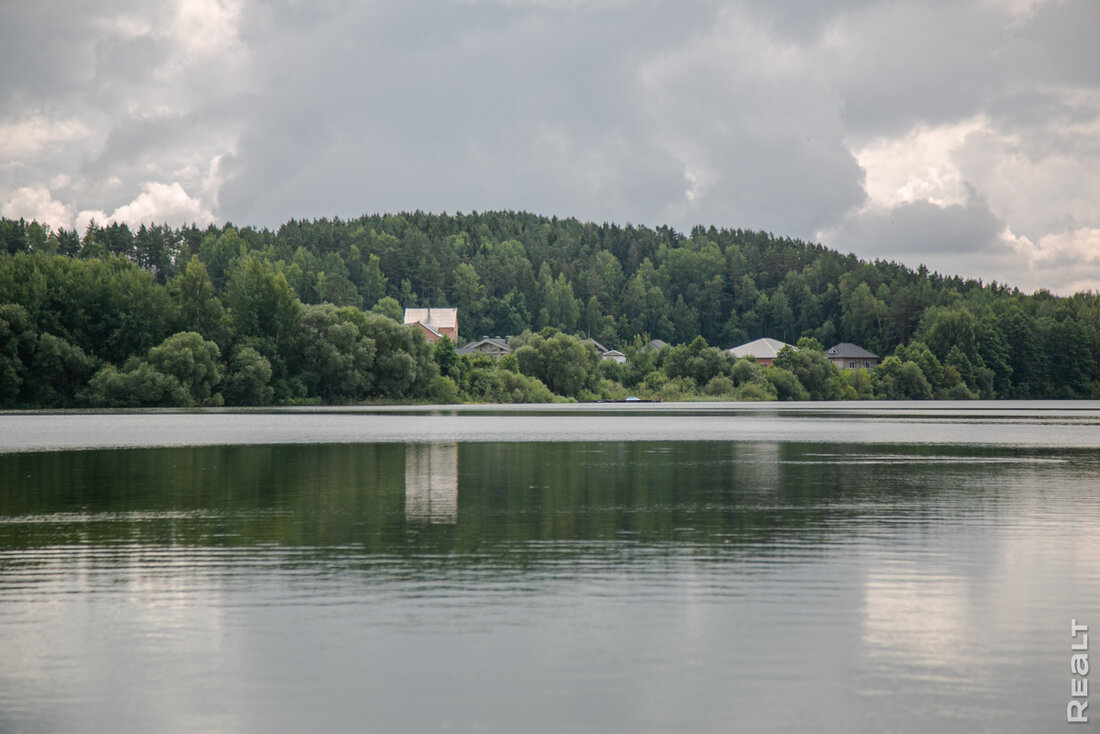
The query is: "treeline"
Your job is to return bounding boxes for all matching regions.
[0,211,1098,406]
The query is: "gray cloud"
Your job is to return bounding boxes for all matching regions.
[2,0,1099,293]
[825,196,1002,256]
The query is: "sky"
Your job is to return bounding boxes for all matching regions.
[2,0,1099,294]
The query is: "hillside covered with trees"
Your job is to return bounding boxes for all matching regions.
[0,211,1097,407]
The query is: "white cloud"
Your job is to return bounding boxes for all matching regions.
[1002,226,1100,292]
[75,182,216,233]
[852,117,988,211]
[169,0,244,62]
[0,116,92,159]
[1,186,74,230]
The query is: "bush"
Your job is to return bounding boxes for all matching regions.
[427,375,459,403]
[765,367,809,401]
[735,382,776,401]
[704,375,735,396]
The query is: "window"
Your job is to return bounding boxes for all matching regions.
[848,361,855,369]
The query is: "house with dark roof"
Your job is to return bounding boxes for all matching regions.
[583,339,627,364]
[727,337,795,366]
[456,337,512,358]
[825,343,879,370]
[403,307,458,344]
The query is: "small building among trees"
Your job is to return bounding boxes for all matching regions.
[727,337,794,366]
[403,307,458,344]
[456,337,512,358]
[825,343,879,370]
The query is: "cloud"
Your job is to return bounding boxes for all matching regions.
[2,0,1099,294]
[1003,226,1100,293]
[825,197,1002,258]
[852,117,987,211]
[169,0,244,62]
[636,5,866,236]
[0,187,74,230]
[75,181,215,233]
[0,116,92,160]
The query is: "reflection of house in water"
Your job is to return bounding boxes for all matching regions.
[404,443,458,524]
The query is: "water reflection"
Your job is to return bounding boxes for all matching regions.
[731,442,781,493]
[404,443,458,524]
[1,435,1099,734]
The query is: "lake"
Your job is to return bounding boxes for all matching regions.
[1,402,1098,733]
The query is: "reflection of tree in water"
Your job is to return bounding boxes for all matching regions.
[0,441,1058,561]
[405,443,458,525]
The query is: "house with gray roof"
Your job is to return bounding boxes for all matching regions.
[825,343,879,370]
[727,337,794,366]
[456,337,512,358]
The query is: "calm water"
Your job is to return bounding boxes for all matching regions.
[1,403,1099,733]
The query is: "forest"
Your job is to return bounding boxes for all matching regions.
[0,211,1097,407]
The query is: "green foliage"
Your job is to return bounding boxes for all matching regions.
[224,254,300,347]
[704,375,735,396]
[730,357,768,389]
[462,365,555,403]
[772,340,841,400]
[0,254,173,366]
[427,375,460,403]
[0,304,37,406]
[872,356,935,400]
[86,362,193,407]
[765,367,809,401]
[2,210,1099,404]
[354,310,438,399]
[86,331,223,407]
[514,332,599,398]
[433,335,458,378]
[735,381,777,401]
[170,256,227,343]
[146,331,223,405]
[370,296,403,322]
[290,304,376,402]
[223,346,274,406]
[663,336,730,386]
[846,368,875,400]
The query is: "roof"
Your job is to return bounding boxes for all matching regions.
[644,339,669,351]
[403,307,457,330]
[826,343,878,359]
[411,321,441,338]
[456,338,511,355]
[727,337,794,359]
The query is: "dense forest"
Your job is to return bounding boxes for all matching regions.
[0,211,1097,407]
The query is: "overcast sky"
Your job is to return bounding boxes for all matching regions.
[2,0,1098,294]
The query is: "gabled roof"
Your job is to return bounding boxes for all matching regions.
[645,339,669,351]
[411,321,441,338]
[826,342,878,359]
[727,337,794,359]
[456,337,511,355]
[403,307,457,330]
